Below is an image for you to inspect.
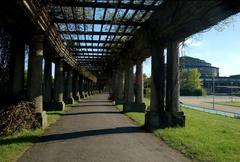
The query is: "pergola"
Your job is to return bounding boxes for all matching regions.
[45,0,162,80]
[0,0,240,128]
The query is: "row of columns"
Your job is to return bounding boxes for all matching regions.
[146,41,185,128]
[112,40,185,128]
[10,34,98,128]
[112,61,145,112]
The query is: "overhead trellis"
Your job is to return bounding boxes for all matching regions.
[45,0,163,76]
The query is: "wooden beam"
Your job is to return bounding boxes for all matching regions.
[71,51,117,54]
[69,45,121,50]
[127,0,240,60]
[53,19,141,26]
[64,39,125,44]
[73,54,110,57]
[50,1,159,11]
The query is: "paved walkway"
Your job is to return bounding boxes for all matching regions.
[18,94,191,162]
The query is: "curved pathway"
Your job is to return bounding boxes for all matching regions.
[18,94,191,162]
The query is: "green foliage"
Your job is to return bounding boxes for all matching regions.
[143,73,151,88]
[143,73,151,98]
[180,69,206,96]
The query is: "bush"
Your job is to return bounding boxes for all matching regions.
[180,87,206,96]
[0,102,40,136]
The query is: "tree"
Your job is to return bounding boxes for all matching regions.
[180,69,206,96]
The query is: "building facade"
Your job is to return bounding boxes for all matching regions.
[180,56,219,77]
[180,56,240,94]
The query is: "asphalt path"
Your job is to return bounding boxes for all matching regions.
[18,94,191,162]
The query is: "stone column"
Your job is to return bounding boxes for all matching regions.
[65,69,74,104]
[124,70,128,102]
[79,75,85,99]
[84,79,88,97]
[28,35,47,128]
[115,70,124,104]
[90,81,93,95]
[145,44,165,129]
[74,73,80,100]
[43,59,52,103]
[166,41,185,127]
[11,38,25,97]
[135,61,144,103]
[53,59,65,110]
[123,63,134,112]
[87,80,91,96]
[126,61,147,112]
[110,71,117,100]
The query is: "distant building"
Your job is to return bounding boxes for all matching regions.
[180,56,219,77]
[180,56,240,94]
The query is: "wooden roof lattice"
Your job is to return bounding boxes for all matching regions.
[4,0,239,81]
[45,0,163,75]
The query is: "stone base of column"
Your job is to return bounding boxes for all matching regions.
[80,93,85,99]
[164,111,185,127]
[144,111,185,130]
[43,101,65,111]
[36,111,48,129]
[115,98,125,105]
[65,97,75,104]
[123,102,146,113]
[145,111,161,130]
[108,93,114,101]
[74,95,81,101]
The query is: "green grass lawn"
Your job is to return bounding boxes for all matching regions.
[0,104,73,162]
[211,101,240,108]
[116,98,240,162]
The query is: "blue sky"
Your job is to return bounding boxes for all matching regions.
[143,13,240,77]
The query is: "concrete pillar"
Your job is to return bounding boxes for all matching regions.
[74,74,80,100]
[115,70,124,104]
[79,75,85,99]
[135,61,144,103]
[166,41,185,127]
[11,38,25,97]
[43,59,52,103]
[110,71,117,100]
[124,70,128,102]
[123,63,135,112]
[87,80,91,96]
[28,35,47,128]
[53,59,65,110]
[84,79,88,97]
[90,81,93,95]
[145,45,165,129]
[65,69,74,104]
[126,65,134,102]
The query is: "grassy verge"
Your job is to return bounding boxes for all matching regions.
[0,104,73,162]
[116,98,240,162]
[209,101,240,108]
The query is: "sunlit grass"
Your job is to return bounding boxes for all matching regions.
[116,98,240,162]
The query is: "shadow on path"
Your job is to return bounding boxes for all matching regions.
[0,127,142,145]
[64,111,121,116]
[72,104,113,107]
[37,126,142,143]
[81,100,111,103]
